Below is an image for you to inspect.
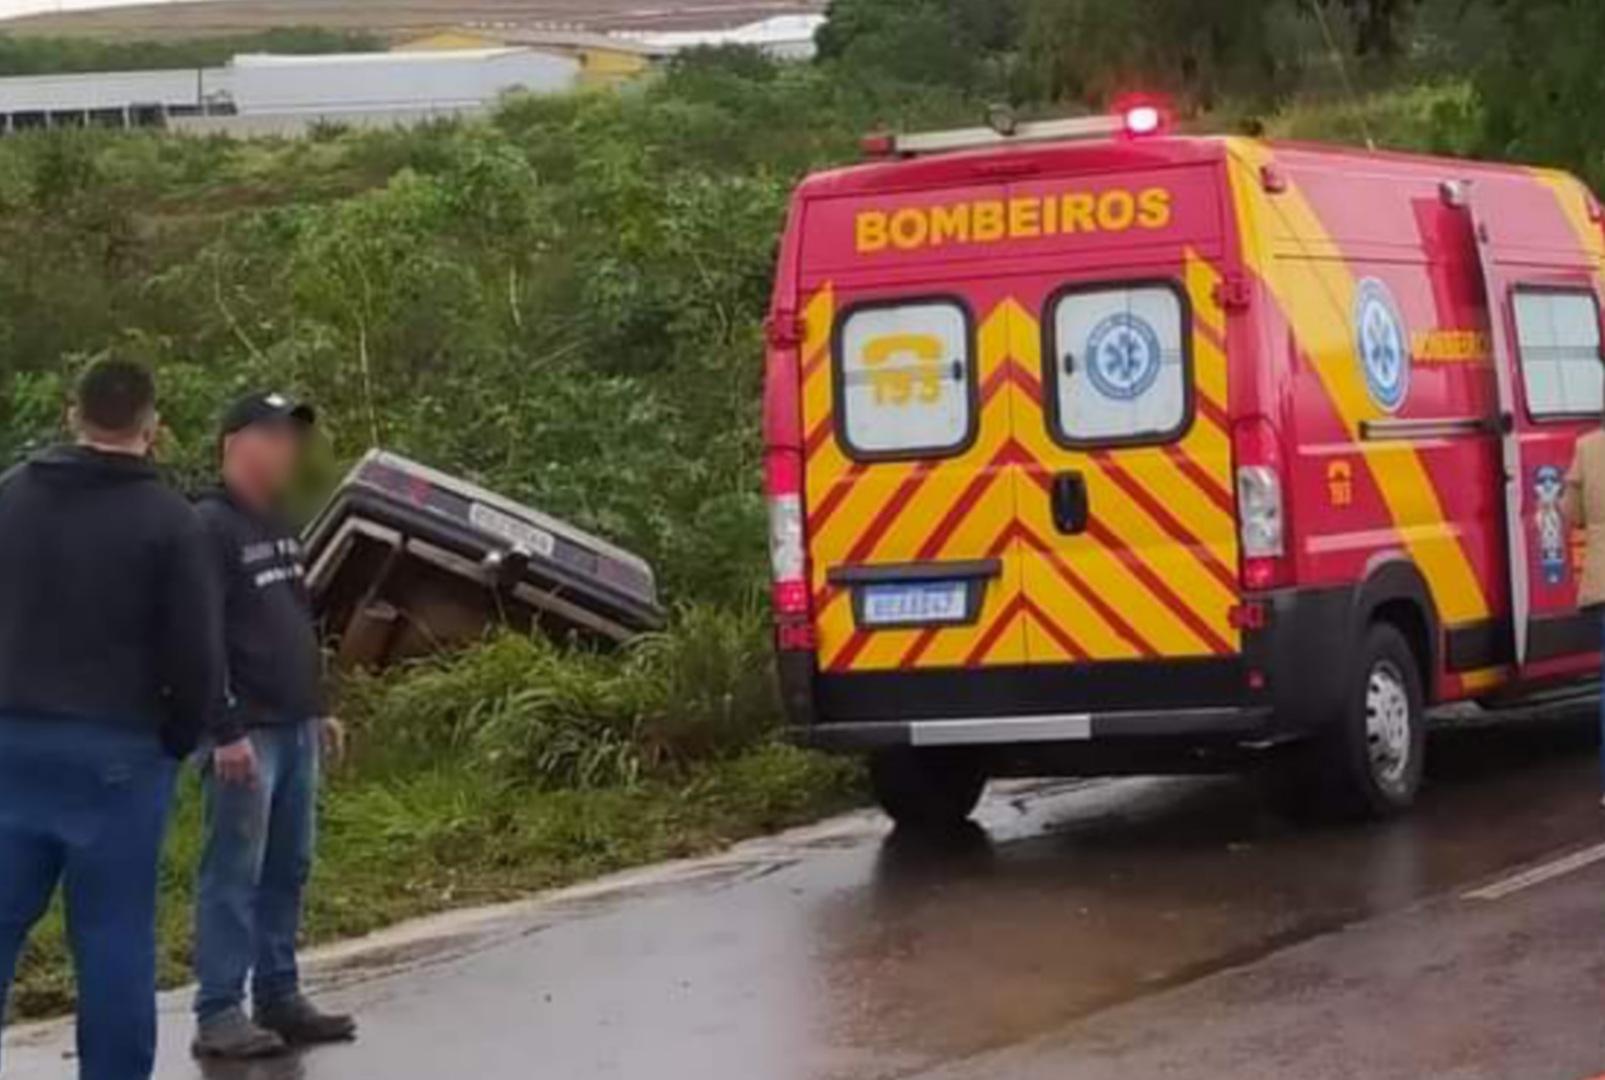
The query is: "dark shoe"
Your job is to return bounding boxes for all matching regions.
[255,993,357,1045]
[192,1008,289,1060]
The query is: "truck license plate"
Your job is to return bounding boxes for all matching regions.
[469,502,556,559]
[861,581,969,627]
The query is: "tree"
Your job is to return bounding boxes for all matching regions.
[1018,0,1291,108]
[815,0,1023,90]
[1474,0,1605,187]
[1323,0,1418,60]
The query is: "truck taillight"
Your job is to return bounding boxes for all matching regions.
[1233,417,1290,591]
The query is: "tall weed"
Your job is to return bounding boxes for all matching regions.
[342,604,781,790]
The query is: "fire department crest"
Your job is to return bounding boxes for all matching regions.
[1353,278,1411,413]
[1085,312,1164,402]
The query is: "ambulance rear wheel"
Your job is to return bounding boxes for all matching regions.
[869,748,986,831]
[1319,623,1426,819]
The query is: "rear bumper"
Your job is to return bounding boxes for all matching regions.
[778,585,1356,755]
[791,705,1276,751]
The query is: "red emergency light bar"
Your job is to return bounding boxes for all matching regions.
[862,106,1172,159]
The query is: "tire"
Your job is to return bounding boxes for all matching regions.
[1316,623,1427,819]
[868,748,987,831]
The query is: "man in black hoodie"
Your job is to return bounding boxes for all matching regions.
[0,358,222,1080]
[190,393,355,1061]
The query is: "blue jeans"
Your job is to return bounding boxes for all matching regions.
[0,716,177,1080]
[193,720,319,1023]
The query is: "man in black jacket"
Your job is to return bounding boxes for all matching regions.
[0,358,222,1080]
[191,392,356,1060]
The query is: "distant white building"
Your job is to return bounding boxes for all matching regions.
[227,48,579,117]
[0,46,582,133]
[614,14,826,62]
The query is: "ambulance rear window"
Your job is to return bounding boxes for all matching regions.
[835,299,975,459]
[1046,282,1190,446]
[1514,289,1604,420]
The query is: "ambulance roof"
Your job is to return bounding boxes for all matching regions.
[794,135,1593,202]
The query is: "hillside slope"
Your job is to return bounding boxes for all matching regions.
[5,0,825,39]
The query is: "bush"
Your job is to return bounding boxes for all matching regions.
[342,604,783,789]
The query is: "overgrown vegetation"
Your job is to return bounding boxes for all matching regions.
[0,27,382,76]
[7,0,1605,1018]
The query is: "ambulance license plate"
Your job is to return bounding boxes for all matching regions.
[861,580,969,627]
[469,502,556,559]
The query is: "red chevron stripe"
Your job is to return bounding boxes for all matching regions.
[899,626,941,668]
[801,343,828,384]
[804,415,833,458]
[828,629,870,673]
[1165,444,1234,516]
[965,595,1025,667]
[916,441,1029,561]
[1014,523,1159,658]
[1090,452,1239,595]
[1087,518,1233,655]
[812,582,844,616]
[1022,596,1090,662]
[807,462,867,533]
[1196,391,1231,433]
[1020,467,1232,655]
[1006,357,1043,403]
[843,460,939,565]
[1194,315,1228,358]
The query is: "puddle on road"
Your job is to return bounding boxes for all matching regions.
[805,717,1602,1074]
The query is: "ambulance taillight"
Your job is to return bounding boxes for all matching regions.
[766,452,814,649]
[1233,417,1289,590]
[763,308,815,650]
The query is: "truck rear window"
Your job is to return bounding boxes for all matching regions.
[835,298,975,459]
[1046,282,1190,446]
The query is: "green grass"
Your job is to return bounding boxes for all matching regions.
[7,616,866,1021]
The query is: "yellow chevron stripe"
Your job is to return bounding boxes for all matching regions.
[1225,138,1491,626]
[1531,169,1605,290]
[802,284,834,364]
[1111,446,1236,567]
[1185,251,1230,417]
[1186,248,1226,338]
[1009,303,1238,654]
[1020,550,1147,661]
[809,299,1028,671]
[1192,329,1229,419]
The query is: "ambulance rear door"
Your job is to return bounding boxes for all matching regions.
[796,181,1030,680]
[1001,166,1243,683]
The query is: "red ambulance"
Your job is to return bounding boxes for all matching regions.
[762,108,1605,826]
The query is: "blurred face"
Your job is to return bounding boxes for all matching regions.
[222,422,305,503]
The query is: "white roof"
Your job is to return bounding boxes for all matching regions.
[0,0,223,18]
[616,13,825,50]
[231,48,528,68]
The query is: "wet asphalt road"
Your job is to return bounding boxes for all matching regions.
[6,709,1605,1080]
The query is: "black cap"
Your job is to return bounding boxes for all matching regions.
[220,392,316,438]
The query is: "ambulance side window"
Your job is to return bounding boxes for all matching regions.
[1514,288,1604,420]
[836,299,976,459]
[1047,282,1190,446]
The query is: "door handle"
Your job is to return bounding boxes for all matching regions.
[1051,471,1090,535]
